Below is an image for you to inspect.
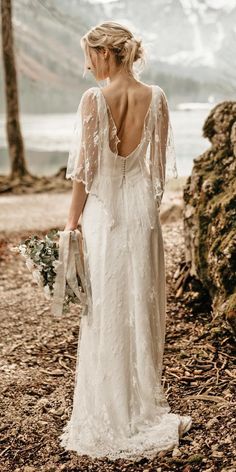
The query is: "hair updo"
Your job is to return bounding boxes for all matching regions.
[81,21,146,76]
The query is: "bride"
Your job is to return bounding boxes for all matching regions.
[59,20,192,460]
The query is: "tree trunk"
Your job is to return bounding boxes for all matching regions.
[1,0,29,178]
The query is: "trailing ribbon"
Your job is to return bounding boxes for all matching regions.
[51,229,89,317]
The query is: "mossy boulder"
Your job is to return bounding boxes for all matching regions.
[182,101,236,332]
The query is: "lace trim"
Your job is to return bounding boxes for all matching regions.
[59,410,192,460]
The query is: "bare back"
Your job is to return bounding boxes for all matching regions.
[100,82,153,158]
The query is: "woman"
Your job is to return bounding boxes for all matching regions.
[60,21,192,460]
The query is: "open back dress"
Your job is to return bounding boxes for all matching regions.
[59,84,192,460]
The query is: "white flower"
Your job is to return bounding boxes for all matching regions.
[19,245,27,257]
[43,285,51,300]
[32,269,42,286]
[26,257,35,272]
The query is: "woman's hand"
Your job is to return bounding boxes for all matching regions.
[64,223,78,231]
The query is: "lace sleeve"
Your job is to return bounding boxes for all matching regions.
[150,88,178,207]
[66,87,100,192]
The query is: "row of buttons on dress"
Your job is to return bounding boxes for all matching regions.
[122,159,126,181]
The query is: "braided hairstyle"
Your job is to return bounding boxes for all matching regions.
[81,21,146,76]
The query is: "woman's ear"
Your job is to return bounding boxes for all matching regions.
[102,47,109,60]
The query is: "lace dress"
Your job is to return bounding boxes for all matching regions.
[59,84,192,460]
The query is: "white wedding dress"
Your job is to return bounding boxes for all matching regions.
[59,84,192,460]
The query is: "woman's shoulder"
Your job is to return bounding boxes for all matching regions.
[81,86,100,98]
[79,87,100,108]
[152,84,167,98]
[152,85,169,113]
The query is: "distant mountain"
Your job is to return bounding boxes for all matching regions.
[0,0,235,113]
[0,0,96,113]
[100,0,236,101]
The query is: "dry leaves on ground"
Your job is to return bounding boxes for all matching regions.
[0,221,235,472]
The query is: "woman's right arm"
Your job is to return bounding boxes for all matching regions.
[64,88,99,231]
[64,180,88,231]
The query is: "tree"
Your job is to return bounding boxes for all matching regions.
[1,0,29,178]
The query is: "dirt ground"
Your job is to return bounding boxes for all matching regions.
[0,188,183,235]
[0,218,235,472]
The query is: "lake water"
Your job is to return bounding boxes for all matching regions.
[0,109,210,177]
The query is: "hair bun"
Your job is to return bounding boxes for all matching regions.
[81,22,146,75]
[123,37,143,62]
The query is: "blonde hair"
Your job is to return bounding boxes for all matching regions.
[80,21,146,78]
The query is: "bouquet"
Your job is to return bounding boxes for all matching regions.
[18,228,89,316]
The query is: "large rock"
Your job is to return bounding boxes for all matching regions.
[180,101,236,332]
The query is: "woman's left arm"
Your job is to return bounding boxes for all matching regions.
[150,88,178,208]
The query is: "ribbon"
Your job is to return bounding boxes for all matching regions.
[51,229,89,317]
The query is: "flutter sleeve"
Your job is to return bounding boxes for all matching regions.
[66,87,100,192]
[150,87,178,207]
